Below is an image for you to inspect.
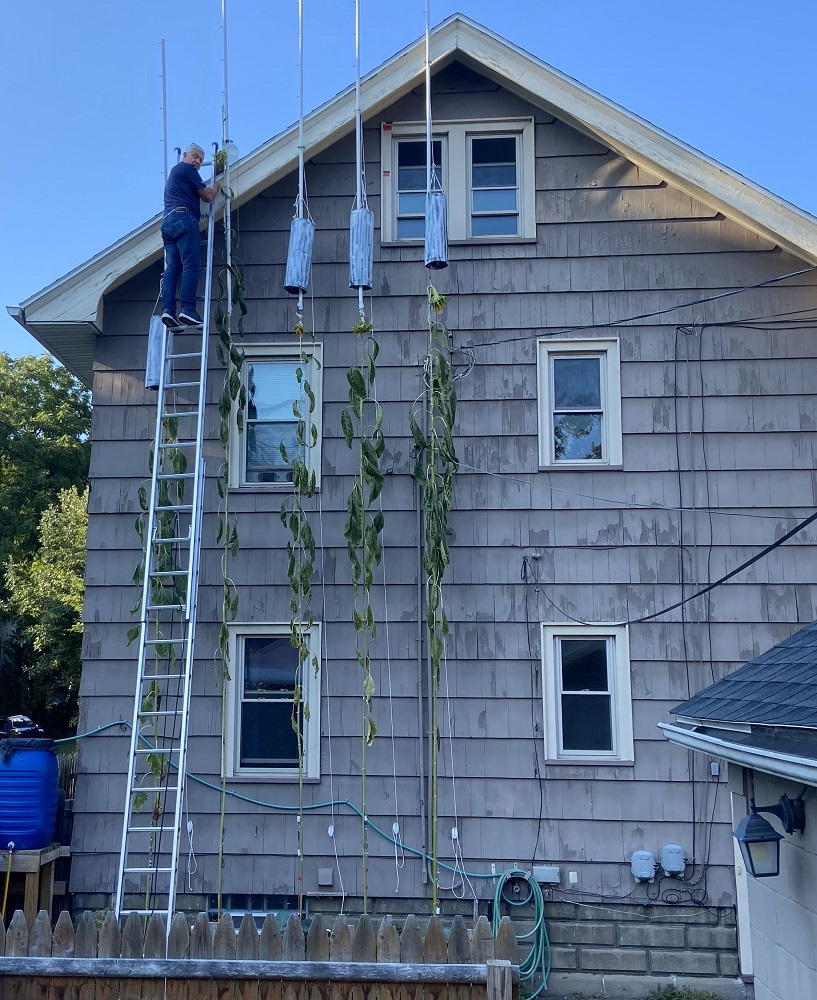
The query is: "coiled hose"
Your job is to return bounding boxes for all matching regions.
[492,868,551,997]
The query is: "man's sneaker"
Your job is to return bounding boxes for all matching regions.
[179,309,203,326]
[161,310,178,328]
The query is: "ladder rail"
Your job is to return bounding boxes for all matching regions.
[114,318,172,920]
[116,164,218,925]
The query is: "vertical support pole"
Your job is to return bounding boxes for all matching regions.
[160,39,168,188]
[425,1,432,196]
[222,0,232,319]
[486,961,513,1000]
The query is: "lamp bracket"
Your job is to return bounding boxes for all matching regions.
[753,794,806,835]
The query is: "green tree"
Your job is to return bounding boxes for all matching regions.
[0,353,91,590]
[4,487,88,733]
[0,354,90,734]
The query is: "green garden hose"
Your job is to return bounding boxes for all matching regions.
[492,868,551,997]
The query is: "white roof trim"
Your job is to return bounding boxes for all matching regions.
[14,13,817,374]
[659,722,817,785]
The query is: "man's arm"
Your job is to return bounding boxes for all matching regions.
[197,180,220,204]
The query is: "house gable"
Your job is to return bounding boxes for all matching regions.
[11,14,817,386]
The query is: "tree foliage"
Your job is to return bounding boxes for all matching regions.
[5,486,88,728]
[0,353,91,733]
[0,353,91,587]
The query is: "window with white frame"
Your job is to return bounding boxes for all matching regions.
[231,344,323,488]
[381,118,535,243]
[537,338,622,468]
[226,624,321,778]
[541,624,633,762]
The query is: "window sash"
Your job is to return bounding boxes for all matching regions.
[549,353,606,463]
[239,353,319,487]
[468,134,520,237]
[231,627,319,775]
[555,636,617,756]
[395,138,445,240]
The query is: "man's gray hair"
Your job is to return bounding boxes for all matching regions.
[184,143,205,156]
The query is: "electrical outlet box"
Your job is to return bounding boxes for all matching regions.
[568,871,578,884]
[532,865,560,884]
[317,867,334,887]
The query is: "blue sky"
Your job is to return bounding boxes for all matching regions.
[4,0,816,360]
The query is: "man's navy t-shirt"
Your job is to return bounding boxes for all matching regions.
[164,162,205,218]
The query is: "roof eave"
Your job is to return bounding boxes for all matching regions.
[659,721,817,785]
[6,306,97,388]
[450,18,817,264]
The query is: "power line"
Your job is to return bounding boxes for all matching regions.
[454,264,817,351]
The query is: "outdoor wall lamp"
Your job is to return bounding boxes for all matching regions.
[733,794,806,878]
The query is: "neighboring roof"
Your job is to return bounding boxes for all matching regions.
[11,13,817,385]
[663,619,817,784]
[672,619,817,728]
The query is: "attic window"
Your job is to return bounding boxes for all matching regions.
[381,118,535,243]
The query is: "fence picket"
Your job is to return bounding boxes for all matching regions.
[236,914,259,961]
[73,912,96,959]
[469,917,493,964]
[95,912,119,1000]
[352,915,375,962]
[120,912,144,1000]
[258,915,282,961]
[423,917,448,1000]
[235,916,260,1000]
[167,913,190,1000]
[281,914,304,961]
[493,918,519,966]
[305,914,328,962]
[328,916,351,961]
[375,916,399,963]
[190,912,213,959]
[258,917,283,1000]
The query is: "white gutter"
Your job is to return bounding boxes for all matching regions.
[659,722,817,785]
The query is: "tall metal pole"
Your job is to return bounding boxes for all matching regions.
[160,39,168,187]
[425,2,432,195]
[355,0,362,208]
[222,0,232,318]
[297,0,305,220]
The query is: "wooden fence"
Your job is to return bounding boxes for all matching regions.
[0,909,519,1000]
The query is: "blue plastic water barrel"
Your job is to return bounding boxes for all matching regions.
[0,739,59,850]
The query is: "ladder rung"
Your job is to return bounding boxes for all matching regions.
[144,637,189,645]
[139,673,185,682]
[166,351,203,360]
[129,785,180,796]
[124,866,174,874]
[137,709,183,717]
[134,746,180,755]
[152,535,190,545]
[154,503,193,512]
[165,380,199,389]
[119,909,171,917]
[149,569,189,578]
[157,472,195,481]
[159,440,196,449]
[162,411,199,419]
[127,826,175,834]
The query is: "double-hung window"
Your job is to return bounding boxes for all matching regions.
[538,338,622,467]
[541,624,633,763]
[232,344,322,488]
[227,624,321,779]
[381,118,535,243]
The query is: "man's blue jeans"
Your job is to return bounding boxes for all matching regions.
[161,210,201,315]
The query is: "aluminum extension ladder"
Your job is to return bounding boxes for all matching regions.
[114,187,217,926]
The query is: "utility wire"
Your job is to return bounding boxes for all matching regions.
[455,264,817,351]
[628,507,817,624]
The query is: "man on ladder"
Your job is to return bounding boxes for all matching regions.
[161,143,220,327]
